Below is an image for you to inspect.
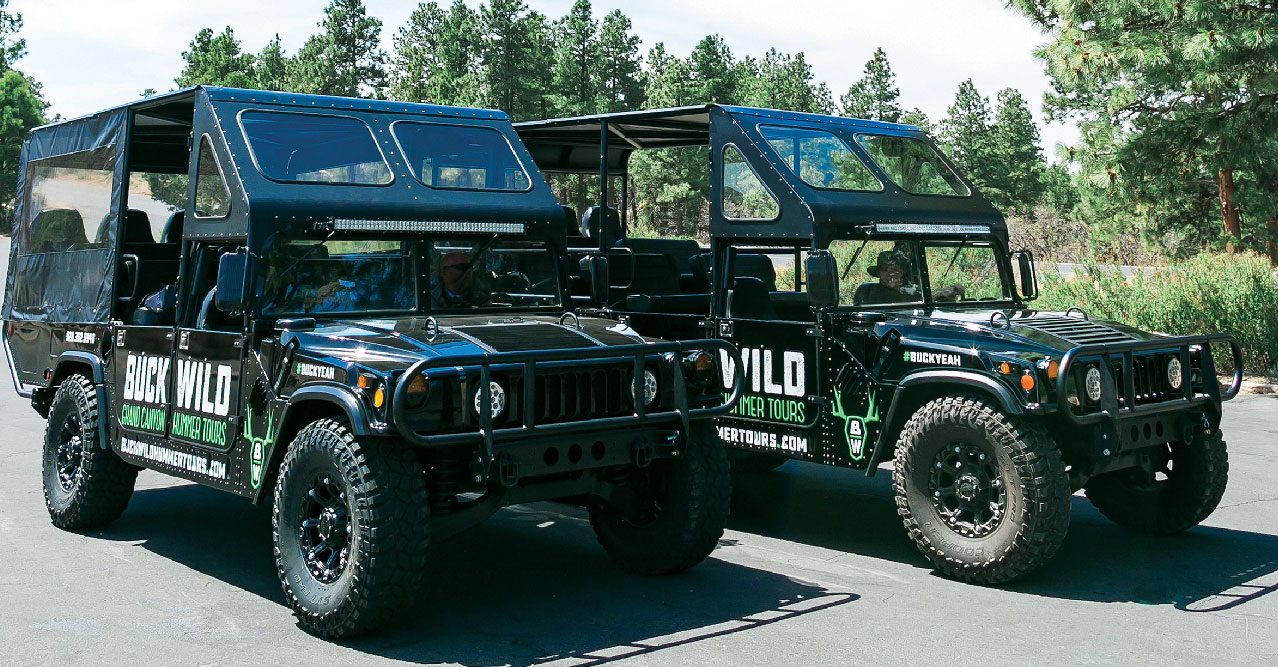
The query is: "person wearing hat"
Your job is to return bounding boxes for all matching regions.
[856,249,920,305]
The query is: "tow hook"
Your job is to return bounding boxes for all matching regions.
[632,441,655,468]
[495,453,519,488]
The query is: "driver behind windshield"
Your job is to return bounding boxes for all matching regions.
[432,250,491,308]
[857,249,920,305]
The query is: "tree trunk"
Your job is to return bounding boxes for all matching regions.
[1218,168,1242,251]
[1267,216,1278,266]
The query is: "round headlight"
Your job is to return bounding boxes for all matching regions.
[1167,357,1183,390]
[631,368,658,406]
[1084,366,1103,402]
[472,381,506,419]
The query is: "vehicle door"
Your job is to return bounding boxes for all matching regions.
[714,246,822,462]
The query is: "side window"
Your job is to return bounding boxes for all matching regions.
[758,125,882,192]
[23,145,117,253]
[193,136,231,219]
[722,145,779,221]
[855,134,970,196]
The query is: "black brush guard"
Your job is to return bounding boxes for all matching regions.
[1055,333,1242,427]
[391,340,743,464]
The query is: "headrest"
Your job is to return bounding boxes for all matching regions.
[581,206,622,244]
[162,210,185,244]
[123,209,154,244]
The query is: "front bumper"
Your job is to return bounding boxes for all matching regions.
[1055,334,1241,450]
[390,339,743,480]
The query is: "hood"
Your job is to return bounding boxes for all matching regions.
[284,314,651,371]
[875,307,1166,356]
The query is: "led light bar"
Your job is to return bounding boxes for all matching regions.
[328,219,526,234]
[874,223,992,235]
[874,223,993,235]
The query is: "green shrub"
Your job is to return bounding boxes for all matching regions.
[1037,252,1278,374]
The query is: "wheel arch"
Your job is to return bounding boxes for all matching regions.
[250,389,374,505]
[50,353,110,448]
[863,370,1024,477]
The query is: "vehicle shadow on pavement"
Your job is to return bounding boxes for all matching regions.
[730,461,1278,611]
[96,483,858,667]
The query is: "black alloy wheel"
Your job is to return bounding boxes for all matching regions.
[297,474,352,584]
[53,412,86,492]
[928,440,1007,538]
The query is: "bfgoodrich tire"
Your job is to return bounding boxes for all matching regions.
[42,374,137,529]
[590,421,731,575]
[893,396,1070,584]
[272,419,430,639]
[1084,430,1228,534]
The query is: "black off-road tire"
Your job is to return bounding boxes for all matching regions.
[272,419,430,639]
[42,374,137,529]
[1084,430,1228,534]
[589,422,731,575]
[893,396,1071,584]
[728,450,788,474]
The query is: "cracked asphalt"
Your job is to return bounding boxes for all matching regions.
[1,247,1275,666]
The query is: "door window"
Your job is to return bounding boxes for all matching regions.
[722,145,779,221]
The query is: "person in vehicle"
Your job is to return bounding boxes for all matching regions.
[857,250,920,305]
[432,250,489,308]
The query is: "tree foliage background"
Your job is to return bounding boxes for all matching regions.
[6,0,1276,266]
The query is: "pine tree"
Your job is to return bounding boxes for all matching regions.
[480,0,552,120]
[839,47,903,122]
[1010,0,1278,258]
[290,0,387,98]
[939,79,995,195]
[254,35,289,91]
[550,0,600,116]
[740,49,830,113]
[596,10,644,112]
[987,87,1046,214]
[175,27,257,88]
[689,35,738,104]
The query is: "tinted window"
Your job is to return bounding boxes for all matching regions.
[430,239,561,310]
[832,240,925,307]
[855,134,970,196]
[193,136,230,218]
[23,145,116,252]
[392,123,531,191]
[240,111,392,185]
[923,243,1008,301]
[759,125,881,192]
[262,238,415,315]
[722,145,779,220]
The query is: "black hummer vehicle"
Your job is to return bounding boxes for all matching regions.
[2,88,743,638]
[514,105,1243,583]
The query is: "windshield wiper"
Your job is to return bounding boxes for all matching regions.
[840,239,871,281]
[938,236,971,283]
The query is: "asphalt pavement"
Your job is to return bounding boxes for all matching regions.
[0,240,1275,666]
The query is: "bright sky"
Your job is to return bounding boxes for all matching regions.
[14,0,1075,157]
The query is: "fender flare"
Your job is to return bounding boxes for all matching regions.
[863,369,1024,477]
[250,386,376,504]
[54,351,111,450]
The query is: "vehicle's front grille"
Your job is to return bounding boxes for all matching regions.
[457,365,640,428]
[1028,316,1135,345]
[1111,354,1174,406]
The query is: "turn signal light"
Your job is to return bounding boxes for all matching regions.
[1046,360,1059,380]
[694,352,713,372]
[373,387,386,408]
[1020,372,1036,391]
[999,362,1012,375]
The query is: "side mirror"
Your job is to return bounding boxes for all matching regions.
[580,254,610,305]
[215,249,250,313]
[805,250,840,308]
[1012,249,1038,301]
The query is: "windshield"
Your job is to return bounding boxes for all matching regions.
[240,111,392,185]
[854,134,970,196]
[261,238,417,315]
[831,239,1010,307]
[429,238,561,311]
[392,122,531,191]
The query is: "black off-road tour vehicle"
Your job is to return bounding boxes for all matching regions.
[3,88,743,638]
[514,105,1242,583]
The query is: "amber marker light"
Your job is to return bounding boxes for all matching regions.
[694,351,713,372]
[357,373,374,389]
[373,387,386,408]
[1047,360,1060,380]
[1021,372,1036,391]
[999,362,1012,375]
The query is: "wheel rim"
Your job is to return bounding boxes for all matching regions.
[928,441,1007,538]
[296,475,351,584]
[54,414,85,492]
